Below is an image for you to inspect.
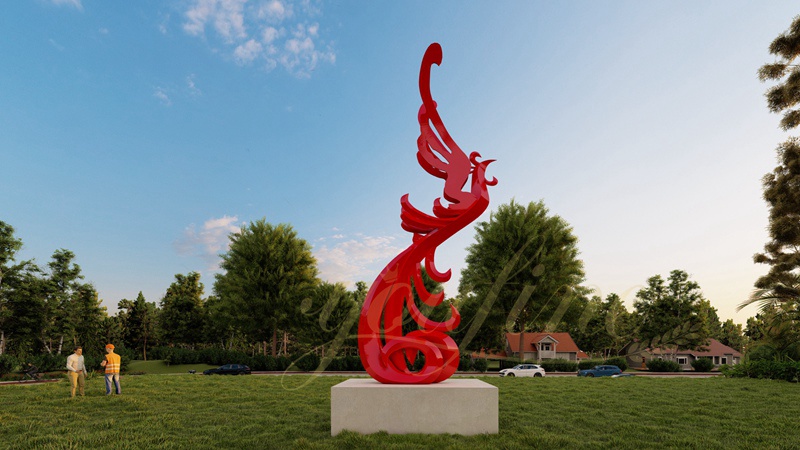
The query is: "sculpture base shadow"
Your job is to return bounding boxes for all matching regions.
[330,378,498,436]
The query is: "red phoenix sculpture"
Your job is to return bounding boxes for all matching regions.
[357,43,497,384]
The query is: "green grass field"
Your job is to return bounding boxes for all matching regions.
[1,375,798,449]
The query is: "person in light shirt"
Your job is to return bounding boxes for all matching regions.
[65,346,87,397]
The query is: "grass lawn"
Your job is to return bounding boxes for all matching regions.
[1,375,799,449]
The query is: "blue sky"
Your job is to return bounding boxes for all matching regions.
[1,1,797,324]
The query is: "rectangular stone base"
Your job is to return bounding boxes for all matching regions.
[331,378,498,436]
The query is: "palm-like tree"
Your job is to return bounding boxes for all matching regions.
[739,275,800,360]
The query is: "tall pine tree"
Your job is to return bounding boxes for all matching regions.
[744,17,800,351]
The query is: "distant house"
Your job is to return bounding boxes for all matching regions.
[505,332,589,362]
[648,339,742,370]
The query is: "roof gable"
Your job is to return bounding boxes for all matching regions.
[506,332,585,357]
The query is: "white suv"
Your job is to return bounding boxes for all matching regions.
[499,364,546,377]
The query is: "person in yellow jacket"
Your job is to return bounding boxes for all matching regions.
[100,343,121,395]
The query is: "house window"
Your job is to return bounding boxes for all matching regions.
[714,356,720,365]
[721,357,727,365]
[541,343,551,351]
[677,357,688,365]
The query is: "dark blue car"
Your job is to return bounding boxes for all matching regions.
[203,364,251,375]
[577,365,622,377]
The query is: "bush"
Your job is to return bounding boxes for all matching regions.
[345,355,364,371]
[473,358,489,373]
[458,356,473,372]
[691,357,715,372]
[605,357,628,372]
[289,353,320,372]
[722,360,800,382]
[540,359,578,372]
[32,353,67,372]
[580,357,628,371]
[579,359,604,370]
[0,354,18,376]
[499,358,522,370]
[745,344,778,362]
[646,359,681,372]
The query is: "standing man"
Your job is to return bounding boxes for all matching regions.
[100,343,121,395]
[66,346,87,397]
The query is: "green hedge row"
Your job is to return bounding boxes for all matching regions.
[161,347,342,372]
[578,357,628,371]
[646,359,682,372]
[540,359,578,372]
[722,360,800,382]
[157,347,489,373]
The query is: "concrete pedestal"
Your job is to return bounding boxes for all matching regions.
[330,378,498,436]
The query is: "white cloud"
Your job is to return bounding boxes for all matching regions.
[154,87,172,106]
[183,0,247,42]
[158,14,170,34]
[182,0,335,76]
[314,234,405,288]
[98,27,109,35]
[259,0,292,22]
[262,26,280,43]
[175,215,241,272]
[187,74,202,96]
[234,39,263,65]
[51,0,82,10]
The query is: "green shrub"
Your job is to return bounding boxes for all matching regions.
[289,353,320,372]
[605,357,628,372]
[0,354,18,376]
[499,358,522,370]
[691,357,715,372]
[722,360,800,382]
[345,355,364,371]
[458,356,473,372]
[579,359,604,370]
[745,344,778,362]
[540,359,578,372]
[473,358,489,373]
[32,353,66,372]
[646,359,681,372]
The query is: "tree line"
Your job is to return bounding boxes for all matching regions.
[0,205,755,369]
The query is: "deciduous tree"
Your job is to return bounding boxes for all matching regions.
[160,272,207,347]
[456,200,585,351]
[632,270,709,350]
[213,219,318,356]
[119,292,159,360]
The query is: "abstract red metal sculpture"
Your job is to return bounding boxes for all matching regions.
[357,43,497,384]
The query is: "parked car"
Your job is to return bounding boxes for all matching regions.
[499,364,546,377]
[203,364,251,375]
[577,365,622,377]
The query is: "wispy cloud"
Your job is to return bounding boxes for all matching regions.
[48,39,65,51]
[51,0,83,10]
[158,13,170,34]
[175,215,241,272]
[187,74,202,96]
[182,0,335,77]
[314,233,404,288]
[153,87,172,106]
